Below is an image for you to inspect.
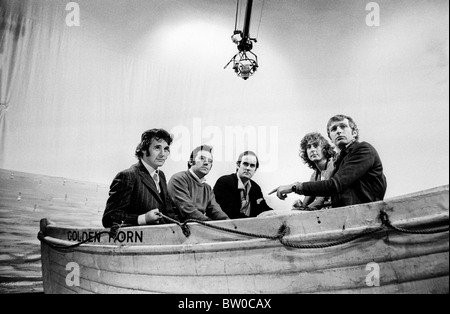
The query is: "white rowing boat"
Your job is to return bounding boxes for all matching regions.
[38,185,449,294]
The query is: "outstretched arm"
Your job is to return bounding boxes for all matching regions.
[268,183,298,200]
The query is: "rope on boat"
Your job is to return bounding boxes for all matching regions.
[159,213,384,249]
[158,210,449,249]
[379,210,450,235]
[160,213,385,249]
[37,210,449,250]
[163,213,387,249]
[279,226,385,249]
[157,213,289,240]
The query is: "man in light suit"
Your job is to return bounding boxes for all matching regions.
[102,129,179,228]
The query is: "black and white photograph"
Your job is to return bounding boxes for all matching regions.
[0,0,448,297]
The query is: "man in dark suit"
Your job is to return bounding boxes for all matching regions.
[102,129,178,228]
[213,151,273,219]
[270,115,387,208]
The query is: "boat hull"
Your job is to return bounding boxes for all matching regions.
[39,186,449,294]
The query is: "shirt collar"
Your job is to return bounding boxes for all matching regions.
[334,140,357,166]
[236,173,251,190]
[141,159,158,177]
[189,168,206,184]
[336,139,356,155]
[345,139,356,149]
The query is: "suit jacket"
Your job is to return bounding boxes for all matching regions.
[213,173,273,219]
[102,161,178,227]
[302,141,387,208]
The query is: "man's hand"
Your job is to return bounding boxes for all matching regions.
[268,184,295,200]
[292,199,304,209]
[144,208,161,224]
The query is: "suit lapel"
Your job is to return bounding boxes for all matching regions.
[158,172,168,201]
[333,142,357,173]
[136,162,163,204]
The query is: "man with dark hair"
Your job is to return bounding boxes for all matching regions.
[168,145,229,221]
[214,151,273,219]
[270,115,387,208]
[102,128,178,227]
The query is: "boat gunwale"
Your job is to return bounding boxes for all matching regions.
[39,212,449,255]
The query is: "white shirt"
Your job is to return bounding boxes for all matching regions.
[138,160,160,225]
[142,160,160,193]
[237,172,252,191]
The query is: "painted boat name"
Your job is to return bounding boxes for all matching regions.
[67,230,143,243]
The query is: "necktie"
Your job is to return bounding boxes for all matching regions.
[240,184,251,216]
[153,172,160,193]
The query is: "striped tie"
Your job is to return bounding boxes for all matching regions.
[153,172,160,193]
[240,185,251,217]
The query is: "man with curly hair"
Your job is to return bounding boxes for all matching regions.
[292,132,335,210]
[270,115,387,208]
